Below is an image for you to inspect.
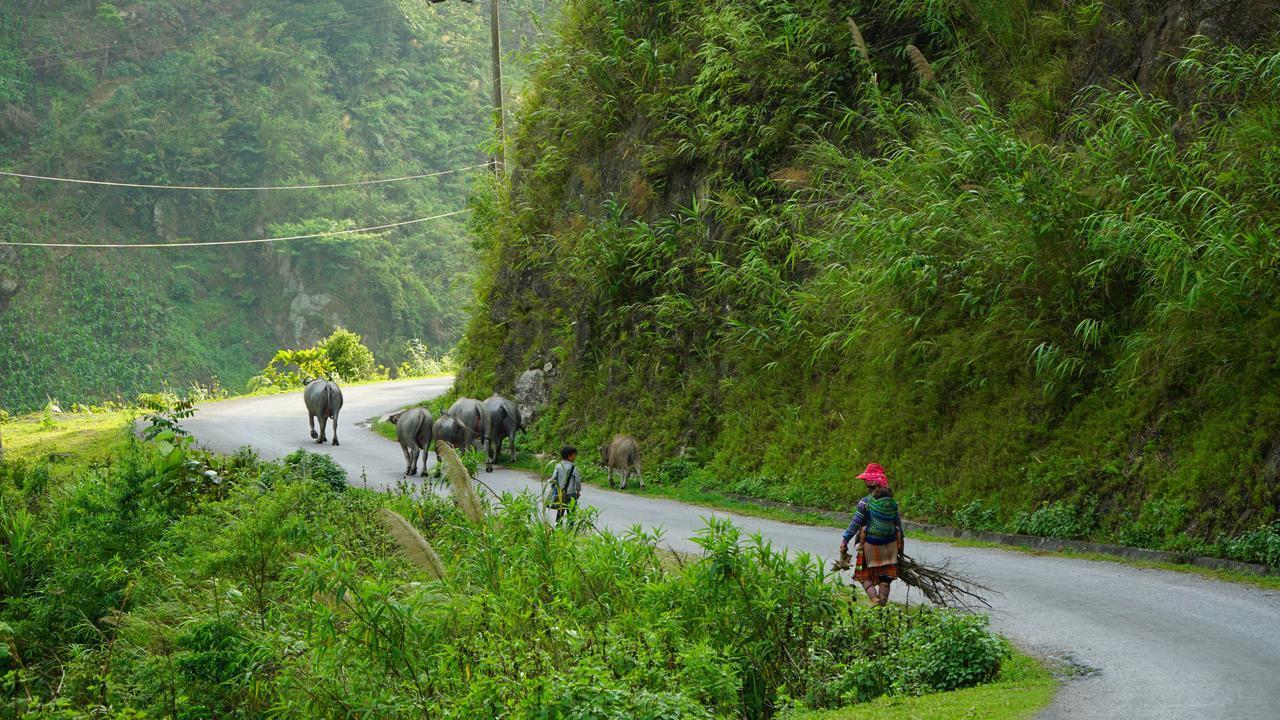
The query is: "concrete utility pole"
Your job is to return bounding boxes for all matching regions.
[489,0,504,171]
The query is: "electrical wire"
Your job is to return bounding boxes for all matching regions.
[0,163,491,191]
[0,209,471,249]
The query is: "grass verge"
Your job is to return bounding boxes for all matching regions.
[2,409,135,468]
[794,651,1056,720]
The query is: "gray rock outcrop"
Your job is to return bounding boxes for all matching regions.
[515,368,550,424]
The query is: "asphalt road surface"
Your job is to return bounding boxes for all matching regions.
[186,378,1280,719]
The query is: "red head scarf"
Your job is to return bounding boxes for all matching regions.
[857,462,888,488]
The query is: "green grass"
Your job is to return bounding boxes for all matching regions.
[372,419,398,441]
[794,651,1056,720]
[2,410,135,469]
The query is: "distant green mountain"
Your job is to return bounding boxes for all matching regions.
[0,0,554,411]
[459,0,1280,560]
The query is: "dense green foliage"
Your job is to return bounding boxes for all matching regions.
[0,0,553,412]
[460,0,1280,560]
[0,430,1007,717]
[251,327,383,390]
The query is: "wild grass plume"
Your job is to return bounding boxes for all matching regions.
[376,507,447,580]
[846,17,869,62]
[906,44,935,85]
[436,441,486,523]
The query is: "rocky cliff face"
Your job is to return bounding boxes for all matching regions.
[474,0,1280,399]
[460,0,1280,548]
[270,250,341,348]
[1075,0,1276,92]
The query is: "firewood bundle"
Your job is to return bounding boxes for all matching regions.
[830,551,994,609]
[896,554,993,609]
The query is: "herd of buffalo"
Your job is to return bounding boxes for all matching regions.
[301,379,645,488]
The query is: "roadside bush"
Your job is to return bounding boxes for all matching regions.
[318,328,376,382]
[171,617,267,717]
[954,499,1002,532]
[458,447,485,477]
[1118,497,1191,549]
[899,611,1008,691]
[278,450,347,492]
[796,605,1008,710]
[1218,522,1280,568]
[248,328,384,391]
[0,441,207,687]
[1005,498,1098,540]
[280,501,1008,719]
[250,348,336,391]
[730,475,774,498]
[656,456,699,487]
[396,338,456,378]
[4,435,1011,718]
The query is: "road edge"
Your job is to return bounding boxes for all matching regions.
[717,493,1278,577]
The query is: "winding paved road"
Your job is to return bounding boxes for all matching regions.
[186,378,1280,719]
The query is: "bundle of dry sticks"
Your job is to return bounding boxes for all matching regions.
[831,550,994,609]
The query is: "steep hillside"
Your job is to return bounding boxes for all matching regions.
[0,0,554,410]
[460,0,1280,559]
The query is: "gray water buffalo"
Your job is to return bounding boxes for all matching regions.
[600,434,643,489]
[390,407,434,476]
[431,412,470,476]
[304,379,344,446]
[482,394,522,472]
[447,397,489,454]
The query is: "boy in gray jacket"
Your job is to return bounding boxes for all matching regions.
[547,445,582,525]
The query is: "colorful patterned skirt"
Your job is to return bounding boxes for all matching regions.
[854,540,900,583]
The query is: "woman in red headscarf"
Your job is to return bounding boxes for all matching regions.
[839,463,903,606]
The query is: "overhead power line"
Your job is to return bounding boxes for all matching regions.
[0,209,471,249]
[0,163,491,191]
